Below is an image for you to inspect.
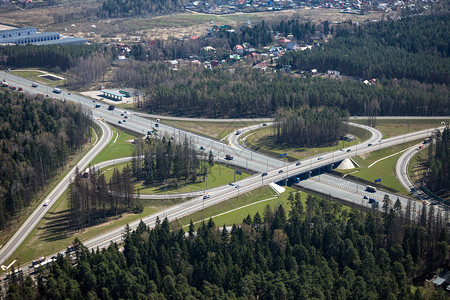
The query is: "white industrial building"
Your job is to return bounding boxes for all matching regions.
[0,27,86,46]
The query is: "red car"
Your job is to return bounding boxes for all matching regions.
[18,87,23,91]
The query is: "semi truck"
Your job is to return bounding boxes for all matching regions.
[1,82,9,87]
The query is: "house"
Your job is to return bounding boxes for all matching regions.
[233,45,244,55]
[253,62,267,71]
[311,69,318,75]
[433,270,450,288]
[286,42,299,51]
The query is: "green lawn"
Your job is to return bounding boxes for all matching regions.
[350,152,408,194]
[10,69,65,87]
[174,186,281,229]
[162,119,262,140]
[352,119,449,139]
[91,127,137,165]
[243,126,365,161]
[100,161,250,194]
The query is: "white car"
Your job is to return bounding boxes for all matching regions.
[318,157,323,160]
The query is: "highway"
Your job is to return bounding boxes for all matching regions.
[0,118,113,266]
[0,70,448,272]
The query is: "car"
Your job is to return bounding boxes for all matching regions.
[363,195,368,199]
[123,120,126,122]
[296,161,302,166]
[262,123,268,126]
[18,87,23,91]
[318,157,323,160]
[93,100,96,102]
[422,200,429,205]
[45,94,49,97]
[124,111,127,113]
[368,143,373,146]
[278,170,284,173]
[68,92,71,95]
[124,115,128,118]
[121,113,124,116]
[347,149,351,152]
[203,195,210,199]
[118,121,122,124]
[95,104,101,108]
[170,136,175,140]
[340,149,344,151]
[235,184,240,188]
[51,256,57,260]
[262,172,268,177]
[229,183,235,186]
[199,146,205,150]
[154,123,159,127]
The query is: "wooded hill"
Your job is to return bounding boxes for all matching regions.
[279,15,450,84]
[99,0,187,18]
[0,91,91,231]
[8,194,449,299]
[274,106,348,147]
[115,60,449,117]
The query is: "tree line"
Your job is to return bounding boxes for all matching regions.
[0,92,91,231]
[7,192,449,299]
[427,126,450,199]
[274,106,348,147]
[68,165,140,232]
[131,136,214,186]
[113,60,449,117]
[99,0,187,18]
[0,44,102,72]
[279,15,450,84]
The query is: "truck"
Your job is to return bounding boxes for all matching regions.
[53,88,62,93]
[236,130,241,135]
[108,105,115,111]
[1,82,9,87]
[225,154,234,160]
[366,185,377,193]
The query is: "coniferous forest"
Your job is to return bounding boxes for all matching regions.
[279,15,450,84]
[426,127,450,199]
[274,106,348,147]
[0,92,91,230]
[7,194,449,299]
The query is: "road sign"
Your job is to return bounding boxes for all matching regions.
[280,153,287,157]
[235,170,242,175]
[374,178,381,183]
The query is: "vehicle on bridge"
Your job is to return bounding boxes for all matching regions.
[225,154,233,160]
[366,185,377,193]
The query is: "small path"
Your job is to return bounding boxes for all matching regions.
[367,148,408,168]
[113,131,119,144]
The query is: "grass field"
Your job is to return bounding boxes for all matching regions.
[99,161,250,194]
[334,140,423,195]
[351,152,408,194]
[91,127,137,165]
[162,119,262,140]
[10,69,66,87]
[173,186,289,229]
[242,126,364,161]
[352,119,449,139]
